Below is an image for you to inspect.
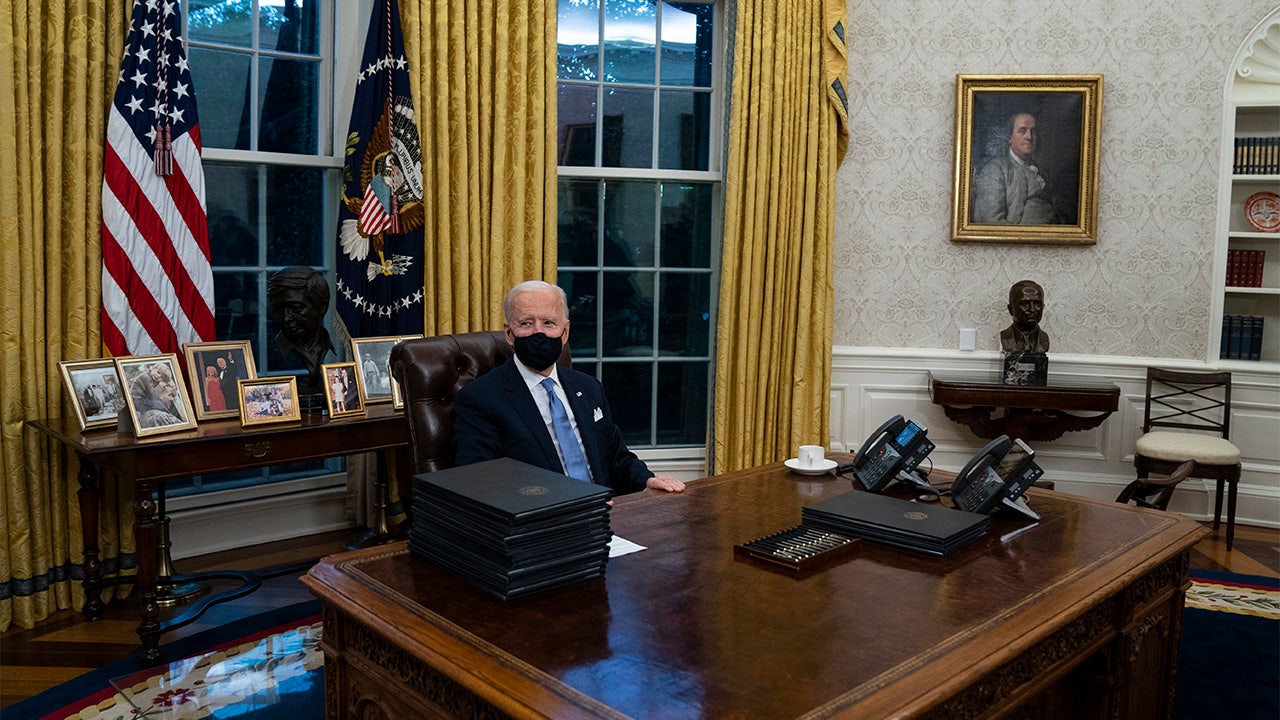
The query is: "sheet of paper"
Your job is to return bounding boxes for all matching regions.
[608,536,646,558]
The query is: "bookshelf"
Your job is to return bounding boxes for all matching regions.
[1212,12,1280,366]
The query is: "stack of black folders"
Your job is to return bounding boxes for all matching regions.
[802,490,990,557]
[410,457,613,600]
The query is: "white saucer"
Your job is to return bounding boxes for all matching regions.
[784,458,838,475]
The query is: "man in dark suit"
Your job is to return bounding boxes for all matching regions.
[454,281,685,496]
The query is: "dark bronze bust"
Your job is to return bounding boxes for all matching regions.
[999,280,1050,354]
[267,266,334,399]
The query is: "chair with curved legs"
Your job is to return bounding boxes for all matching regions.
[1132,368,1242,549]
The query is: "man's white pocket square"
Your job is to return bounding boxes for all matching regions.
[593,407,604,422]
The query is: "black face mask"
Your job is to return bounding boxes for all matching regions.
[512,332,563,372]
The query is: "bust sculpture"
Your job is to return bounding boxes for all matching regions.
[267,266,334,400]
[999,280,1050,354]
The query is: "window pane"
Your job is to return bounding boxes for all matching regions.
[658,273,710,356]
[603,0,655,84]
[558,84,598,166]
[656,361,707,444]
[661,3,714,87]
[189,1,252,47]
[602,362,652,446]
[265,166,328,266]
[260,0,320,55]
[188,48,250,150]
[560,271,599,358]
[205,163,259,266]
[557,0,599,80]
[602,271,653,355]
[660,182,712,267]
[213,271,261,344]
[602,87,653,168]
[604,180,655,267]
[658,90,710,171]
[259,57,319,154]
[558,179,600,266]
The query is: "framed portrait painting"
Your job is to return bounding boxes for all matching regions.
[950,74,1103,244]
[182,340,257,420]
[238,376,302,427]
[321,362,366,419]
[58,359,127,431]
[115,354,198,437]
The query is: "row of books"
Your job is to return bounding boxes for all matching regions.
[1226,248,1267,287]
[1234,136,1280,174]
[1220,315,1265,361]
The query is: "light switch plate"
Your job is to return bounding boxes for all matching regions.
[959,328,977,351]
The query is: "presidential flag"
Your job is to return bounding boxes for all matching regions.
[335,0,425,338]
[102,0,214,358]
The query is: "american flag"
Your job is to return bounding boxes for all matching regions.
[102,0,214,358]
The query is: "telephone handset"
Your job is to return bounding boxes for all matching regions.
[951,436,1041,519]
[844,415,936,492]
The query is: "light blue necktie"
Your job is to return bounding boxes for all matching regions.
[541,377,592,482]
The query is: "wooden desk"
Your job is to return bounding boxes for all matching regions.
[929,370,1121,441]
[304,461,1205,719]
[28,404,410,666]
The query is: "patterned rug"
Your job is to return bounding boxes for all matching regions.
[9,574,1278,719]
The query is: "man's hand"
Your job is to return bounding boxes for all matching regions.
[646,474,685,493]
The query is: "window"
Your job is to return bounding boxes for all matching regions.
[176,0,343,494]
[556,0,722,448]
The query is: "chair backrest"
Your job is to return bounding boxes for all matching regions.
[388,331,571,475]
[1142,367,1232,439]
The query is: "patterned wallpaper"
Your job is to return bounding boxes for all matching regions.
[833,0,1277,358]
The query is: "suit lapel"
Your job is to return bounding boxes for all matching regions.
[559,372,604,480]
[498,360,561,469]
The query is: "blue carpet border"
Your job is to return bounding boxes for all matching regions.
[0,599,321,720]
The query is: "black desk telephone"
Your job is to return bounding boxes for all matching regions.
[951,435,1042,520]
[843,415,936,493]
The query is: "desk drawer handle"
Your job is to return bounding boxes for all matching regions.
[245,441,272,459]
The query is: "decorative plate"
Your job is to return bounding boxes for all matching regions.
[1244,191,1280,232]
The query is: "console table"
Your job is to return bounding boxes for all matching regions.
[304,460,1205,719]
[929,370,1121,441]
[28,404,410,666]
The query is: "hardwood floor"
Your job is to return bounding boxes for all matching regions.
[1,523,1277,710]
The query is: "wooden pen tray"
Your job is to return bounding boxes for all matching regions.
[734,525,859,575]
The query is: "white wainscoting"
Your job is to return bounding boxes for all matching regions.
[831,348,1280,529]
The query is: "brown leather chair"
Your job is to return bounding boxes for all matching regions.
[388,331,571,476]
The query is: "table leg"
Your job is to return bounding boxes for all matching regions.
[346,450,395,550]
[76,456,105,621]
[134,480,163,666]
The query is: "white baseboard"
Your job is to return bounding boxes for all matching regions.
[167,480,355,560]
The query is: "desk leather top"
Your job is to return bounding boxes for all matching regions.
[305,460,1204,720]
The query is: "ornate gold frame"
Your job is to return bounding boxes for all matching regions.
[237,376,302,427]
[951,74,1103,244]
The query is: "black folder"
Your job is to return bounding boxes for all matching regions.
[802,490,990,556]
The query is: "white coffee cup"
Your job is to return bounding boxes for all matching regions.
[798,445,825,468]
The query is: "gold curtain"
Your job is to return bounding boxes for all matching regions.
[713,0,849,473]
[0,1,133,631]
[399,0,558,334]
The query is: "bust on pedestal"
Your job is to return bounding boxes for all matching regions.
[1000,280,1049,386]
[267,266,334,412]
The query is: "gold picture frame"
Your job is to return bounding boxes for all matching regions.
[115,354,199,437]
[181,340,257,421]
[237,376,302,427]
[58,358,127,431]
[321,361,366,419]
[391,334,422,410]
[951,74,1103,245]
[351,335,416,405]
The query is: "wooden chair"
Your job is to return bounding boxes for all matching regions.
[1133,368,1241,549]
[1116,459,1195,511]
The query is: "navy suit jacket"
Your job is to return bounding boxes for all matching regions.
[453,358,653,495]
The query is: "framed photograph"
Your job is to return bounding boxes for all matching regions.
[58,359,127,431]
[115,354,198,437]
[351,336,404,404]
[391,334,422,410]
[321,362,366,419]
[181,340,257,421]
[951,74,1103,244]
[238,376,302,427]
